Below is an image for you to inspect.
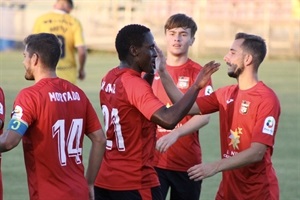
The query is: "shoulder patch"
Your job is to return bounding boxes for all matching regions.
[205,85,213,96]
[12,105,23,119]
[262,116,276,136]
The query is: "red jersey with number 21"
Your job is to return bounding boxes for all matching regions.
[95,67,164,190]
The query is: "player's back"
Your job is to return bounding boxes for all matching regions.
[96,67,162,190]
[19,77,94,200]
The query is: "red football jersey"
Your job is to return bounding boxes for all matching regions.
[152,59,213,171]
[11,78,101,200]
[95,67,164,190]
[0,87,5,200]
[196,81,280,200]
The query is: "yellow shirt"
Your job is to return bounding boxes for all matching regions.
[33,10,85,84]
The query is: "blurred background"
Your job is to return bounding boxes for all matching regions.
[1,0,300,58]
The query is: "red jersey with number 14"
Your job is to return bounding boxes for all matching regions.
[95,67,164,190]
[11,78,101,200]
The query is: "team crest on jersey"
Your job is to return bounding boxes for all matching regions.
[12,105,23,119]
[0,103,3,115]
[262,116,276,135]
[239,100,250,114]
[177,76,190,89]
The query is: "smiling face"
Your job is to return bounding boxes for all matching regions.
[135,32,157,73]
[223,38,247,78]
[165,27,194,57]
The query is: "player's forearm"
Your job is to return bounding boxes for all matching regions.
[151,84,201,129]
[174,115,210,138]
[158,69,200,114]
[0,130,21,152]
[215,142,267,173]
[77,46,87,70]
[85,131,106,185]
[158,69,183,103]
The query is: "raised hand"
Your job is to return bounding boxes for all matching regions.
[154,43,166,73]
[194,61,220,90]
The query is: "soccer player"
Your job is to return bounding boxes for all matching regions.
[152,13,212,200]
[33,0,87,84]
[0,33,106,200]
[94,24,220,200]
[157,32,281,200]
[0,87,5,200]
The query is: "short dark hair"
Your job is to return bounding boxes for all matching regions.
[58,0,73,8]
[235,32,267,69]
[115,24,150,61]
[164,13,197,37]
[24,33,61,70]
[66,0,73,8]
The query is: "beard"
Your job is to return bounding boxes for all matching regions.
[24,71,34,81]
[227,63,245,78]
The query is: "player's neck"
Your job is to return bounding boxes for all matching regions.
[34,71,57,83]
[166,54,189,67]
[237,72,259,90]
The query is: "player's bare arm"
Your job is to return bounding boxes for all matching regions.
[151,62,219,129]
[0,130,22,152]
[85,129,106,199]
[77,46,87,80]
[187,142,267,181]
[155,44,220,114]
[156,115,210,152]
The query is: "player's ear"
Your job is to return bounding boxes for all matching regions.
[189,37,195,46]
[31,53,39,65]
[244,54,253,66]
[130,45,139,57]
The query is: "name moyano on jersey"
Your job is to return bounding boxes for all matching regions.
[48,91,80,102]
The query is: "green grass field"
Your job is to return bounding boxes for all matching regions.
[0,51,299,200]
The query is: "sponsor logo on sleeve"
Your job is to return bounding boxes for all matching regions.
[262,116,275,135]
[205,85,213,96]
[12,105,23,119]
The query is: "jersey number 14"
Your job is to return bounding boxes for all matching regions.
[52,119,83,166]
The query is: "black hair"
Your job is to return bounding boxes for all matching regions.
[115,24,150,61]
[24,33,61,70]
[235,32,267,69]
